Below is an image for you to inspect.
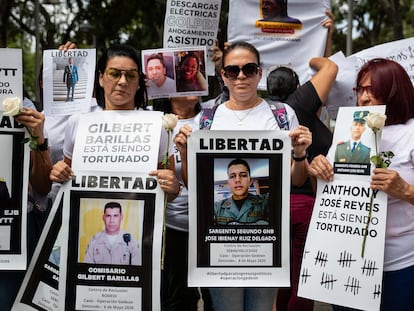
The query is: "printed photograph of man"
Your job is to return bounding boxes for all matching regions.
[84,201,141,265]
[214,158,269,225]
[63,57,79,102]
[260,0,301,24]
[145,53,176,98]
[335,110,371,164]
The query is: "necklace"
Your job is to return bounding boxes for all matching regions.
[228,99,261,126]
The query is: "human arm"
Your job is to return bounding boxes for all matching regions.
[289,125,312,187]
[308,57,338,105]
[322,9,334,57]
[371,168,414,205]
[15,108,53,195]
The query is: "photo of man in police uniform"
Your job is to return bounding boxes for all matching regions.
[214,158,269,225]
[84,201,141,265]
[335,110,371,164]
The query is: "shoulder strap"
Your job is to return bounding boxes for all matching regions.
[265,98,290,130]
[199,96,222,130]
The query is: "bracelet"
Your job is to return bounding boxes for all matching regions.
[173,183,184,197]
[37,138,49,151]
[292,151,307,162]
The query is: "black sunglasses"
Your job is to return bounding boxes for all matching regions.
[223,63,260,80]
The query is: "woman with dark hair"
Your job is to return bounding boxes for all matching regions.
[309,58,414,311]
[174,41,312,311]
[50,44,179,197]
[176,52,207,92]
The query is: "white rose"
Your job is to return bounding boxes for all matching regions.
[162,113,178,131]
[364,112,386,130]
[2,97,22,117]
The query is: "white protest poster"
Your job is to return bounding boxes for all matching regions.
[58,174,164,311]
[71,110,163,173]
[228,0,330,89]
[142,47,209,99]
[298,106,388,311]
[163,0,222,75]
[12,189,63,311]
[0,48,29,270]
[187,130,291,287]
[42,49,96,116]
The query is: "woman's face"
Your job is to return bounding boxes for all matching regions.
[221,48,262,104]
[356,74,383,107]
[181,57,198,80]
[99,56,140,110]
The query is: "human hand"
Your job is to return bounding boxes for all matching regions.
[49,160,74,183]
[371,168,411,200]
[14,108,45,143]
[289,125,312,158]
[308,154,333,182]
[58,41,77,50]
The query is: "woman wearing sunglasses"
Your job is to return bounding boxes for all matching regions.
[50,44,180,197]
[174,41,312,311]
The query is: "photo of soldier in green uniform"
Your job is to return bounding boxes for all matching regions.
[335,110,371,164]
[214,158,269,225]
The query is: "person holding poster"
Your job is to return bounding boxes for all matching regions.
[267,56,338,311]
[146,53,176,97]
[50,44,180,198]
[309,58,414,311]
[84,201,140,265]
[175,41,312,311]
[214,158,269,225]
[176,52,207,92]
[153,96,213,310]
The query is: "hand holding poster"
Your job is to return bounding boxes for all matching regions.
[42,49,96,116]
[187,130,291,287]
[298,106,388,311]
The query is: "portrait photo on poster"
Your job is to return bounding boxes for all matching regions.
[78,197,143,266]
[143,52,176,99]
[195,153,283,268]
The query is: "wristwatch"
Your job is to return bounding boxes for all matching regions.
[37,138,49,151]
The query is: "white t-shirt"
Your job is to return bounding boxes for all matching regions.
[382,118,414,271]
[195,99,299,130]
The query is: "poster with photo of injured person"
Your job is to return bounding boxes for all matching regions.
[58,173,164,311]
[228,0,330,89]
[298,106,388,311]
[42,49,96,117]
[0,48,30,270]
[187,130,291,287]
[12,188,63,311]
